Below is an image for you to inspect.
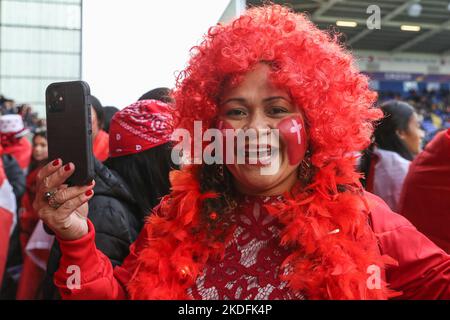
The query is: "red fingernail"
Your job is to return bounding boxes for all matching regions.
[85,190,93,196]
[64,164,71,171]
[52,159,60,166]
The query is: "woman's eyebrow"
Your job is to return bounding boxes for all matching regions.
[263,96,291,103]
[220,97,247,105]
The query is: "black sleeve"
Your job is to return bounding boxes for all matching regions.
[2,155,26,199]
[88,197,140,267]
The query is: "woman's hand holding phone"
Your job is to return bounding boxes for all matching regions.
[34,159,95,241]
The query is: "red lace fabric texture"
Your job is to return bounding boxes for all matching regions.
[188,196,304,300]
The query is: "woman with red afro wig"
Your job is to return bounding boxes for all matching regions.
[34,5,449,300]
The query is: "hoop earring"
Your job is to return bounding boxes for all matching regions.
[217,164,224,181]
[298,150,314,186]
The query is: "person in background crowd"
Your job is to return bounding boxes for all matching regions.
[0,114,26,298]
[19,129,48,250]
[18,104,34,129]
[36,119,46,131]
[0,149,26,297]
[2,153,25,204]
[0,160,24,299]
[35,5,449,300]
[0,114,32,172]
[359,100,424,211]
[16,129,49,299]
[42,99,177,299]
[1,99,17,115]
[399,128,450,253]
[0,144,17,288]
[90,95,109,162]
[102,106,119,133]
[138,87,172,103]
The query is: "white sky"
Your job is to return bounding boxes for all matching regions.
[82,0,230,108]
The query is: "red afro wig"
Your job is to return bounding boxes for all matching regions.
[173,4,381,179]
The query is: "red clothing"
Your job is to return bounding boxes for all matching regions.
[189,196,300,300]
[19,168,40,251]
[17,167,48,299]
[16,220,53,299]
[16,255,46,300]
[0,153,15,285]
[53,192,450,300]
[368,193,450,299]
[0,207,13,284]
[93,130,109,162]
[399,129,450,253]
[4,137,32,171]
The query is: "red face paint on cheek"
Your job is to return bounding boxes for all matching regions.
[277,115,307,165]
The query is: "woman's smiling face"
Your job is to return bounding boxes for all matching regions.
[218,63,308,196]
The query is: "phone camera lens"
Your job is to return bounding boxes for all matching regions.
[49,88,64,112]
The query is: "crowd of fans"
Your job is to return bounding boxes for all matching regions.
[379,88,450,144]
[0,96,46,133]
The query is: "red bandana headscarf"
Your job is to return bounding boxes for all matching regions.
[109,99,174,158]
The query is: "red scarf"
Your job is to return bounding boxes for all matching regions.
[126,161,398,300]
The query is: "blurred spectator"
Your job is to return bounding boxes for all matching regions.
[138,87,172,103]
[103,106,119,133]
[16,129,50,299]
[17,104,34,129]
[1,99,17,115]
[399,128,450,253]
[2,154,25,204]
[360,100,424,211]
[378,87,450,147]
[0,144,17,288]
[90,95,109,162]
[36,118,46,129]
[0,151,24,298]
[0,115,32,171]
[18,129,48,252]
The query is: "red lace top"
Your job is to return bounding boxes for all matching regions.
[188,196,304,300]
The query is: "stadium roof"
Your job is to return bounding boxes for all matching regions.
[246,0,450,55]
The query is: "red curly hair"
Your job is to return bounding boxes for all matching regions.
[173,4,382,170]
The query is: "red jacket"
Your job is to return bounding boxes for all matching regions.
[0,207,12,284]
[0,154,15,284]
[4,137,32,171]
[19,167,40,252]
[17,167,48,299]
[399,129,450,253]
[53,192,450,300]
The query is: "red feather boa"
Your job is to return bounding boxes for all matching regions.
[127,163,398,300]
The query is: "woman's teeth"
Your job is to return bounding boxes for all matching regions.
[243,146,278,164]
